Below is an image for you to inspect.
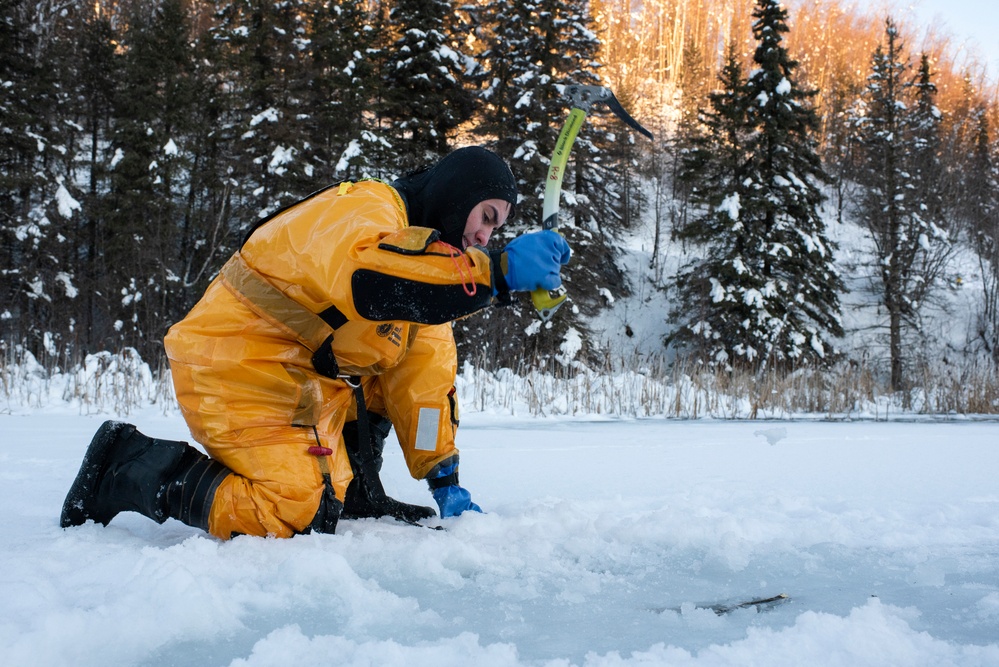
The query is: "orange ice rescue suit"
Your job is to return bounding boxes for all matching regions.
[165,179,496,538]
[59,146,578,542]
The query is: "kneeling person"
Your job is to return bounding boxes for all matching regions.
[61,146,571,538]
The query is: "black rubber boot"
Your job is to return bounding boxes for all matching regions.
[341,415,436,523]
[60,421,231,532]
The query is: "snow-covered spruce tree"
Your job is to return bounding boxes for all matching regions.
[458,0,629,369]
[168,10,249,321]
[921,73,999,361]
[70,5,120,352]
[852,19,951,390]
[455,0,562,365]
[564,3,635,238]
[735,0,844,365]
[213,0,317,222]
[596,85,649,233]
[958,106,999,361]
[671,48,754,364]
[909,56,944,224]
[474,0,616,227]
[100,0,201,356]
[380,0,477,169]
[906,53,953,306]
[0,1,80,357]
[465,1,517,151]
[545,0,633,353]
[31,2,134,362]
[307,0,390,180]
[671,0,843,370]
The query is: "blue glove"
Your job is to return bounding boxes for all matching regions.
[432,485,482,518]
[427,462,482,518]
[499,230,572,292]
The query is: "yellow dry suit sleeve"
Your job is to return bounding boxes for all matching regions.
[242,181,499,328]
[351,226,496,324]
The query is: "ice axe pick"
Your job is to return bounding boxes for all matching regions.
[530,84,654,321]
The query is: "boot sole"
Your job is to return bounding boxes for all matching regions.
[60,421,134,528]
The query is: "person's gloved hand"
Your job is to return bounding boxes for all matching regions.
[432,485,481,518]
[427,461,482,518]
[493,230,571,293]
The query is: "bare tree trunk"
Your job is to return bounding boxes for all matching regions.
[889,306,904,391]
[979,250,999,362]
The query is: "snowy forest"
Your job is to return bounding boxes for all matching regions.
[3,0,999,414]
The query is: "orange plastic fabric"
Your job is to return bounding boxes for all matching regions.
[164,181,488,539]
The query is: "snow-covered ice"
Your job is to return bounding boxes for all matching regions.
[2,406,998,666]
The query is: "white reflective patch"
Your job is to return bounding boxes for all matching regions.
[414,407,441,452]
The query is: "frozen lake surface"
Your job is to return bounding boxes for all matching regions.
[2,409,998,666]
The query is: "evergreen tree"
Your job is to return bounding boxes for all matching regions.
[100,0,199,356]
[653,38,710,278]
[474,0,552,193]
[669,36,713,211]
[26,3,101,362]
[0,0,84,357]
[456,0,559,365]
[475,0,614,223]
[671,48,754,365]
[853,19,951,390]
[174,11,242,309]
[599,86,648,232]
[736,0,843,365]
[0,0,36,346]
[381,0,477,168]
[72,5,120,351]
[963,108,999,360]
[939,73,980,233]
[546,0,633,366]
[672,0,843,369]
[308,0,389,180]
[561,0,626,235]
[909,55,947,237]
[463,0,629,367]
[214,0,316,221]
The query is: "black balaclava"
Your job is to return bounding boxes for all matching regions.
[392,146,518,248]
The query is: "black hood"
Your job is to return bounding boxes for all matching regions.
[392,146,518,248]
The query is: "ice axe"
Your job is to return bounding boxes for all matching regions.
[530,84,654,321]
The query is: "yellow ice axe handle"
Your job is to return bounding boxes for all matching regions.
[530,107,586,321]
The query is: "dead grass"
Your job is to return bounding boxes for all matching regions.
[2,343,997,419]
